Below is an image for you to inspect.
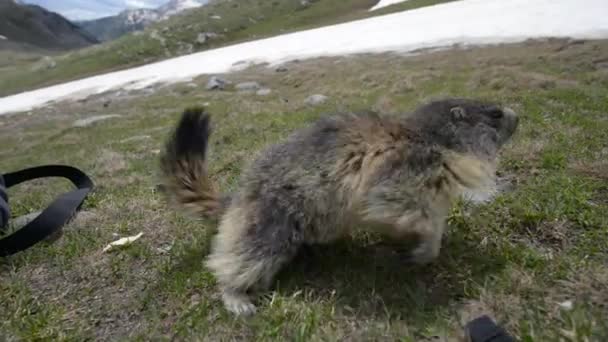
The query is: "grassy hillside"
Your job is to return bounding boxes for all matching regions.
[0,0,455,97]
[0,0,98,50]
[1,38,607,340]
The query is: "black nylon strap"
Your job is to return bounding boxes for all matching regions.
[0,165,94,257]
[0,174,8,230]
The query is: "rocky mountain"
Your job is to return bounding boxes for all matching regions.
[76,9,160,42]
[79,0,209,42]
[0,0,98,50]
[158,0,204,20]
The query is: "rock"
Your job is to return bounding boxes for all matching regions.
[256,88,272,96]
[206,76,229,90]
[275,66,288,73]
[235,81,261,92]
[196,32,220,44]
[304,94,328,106]
[211,15,222,20]
[196,33,208,44]
[32,56,56,71]
[178,42,194,54]
[44,56,57,69]
[73,114,122,128]
[300,0,311,7]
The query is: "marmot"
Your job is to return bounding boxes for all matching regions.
[160,98,519,315]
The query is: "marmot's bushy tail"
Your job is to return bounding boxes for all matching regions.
[160,107,227,219]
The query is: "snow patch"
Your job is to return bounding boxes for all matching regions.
[1,0,608,115]
[370,0,412,11]
[123,9,160,25]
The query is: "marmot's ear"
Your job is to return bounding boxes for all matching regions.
[450,106,467,120]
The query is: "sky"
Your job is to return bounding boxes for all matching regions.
[21,0,169,21]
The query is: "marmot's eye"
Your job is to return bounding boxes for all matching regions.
[487,109,504,119]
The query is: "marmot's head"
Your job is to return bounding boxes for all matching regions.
[408,98,519,158]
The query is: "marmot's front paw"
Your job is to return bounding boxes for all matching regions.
[222,291,257,316]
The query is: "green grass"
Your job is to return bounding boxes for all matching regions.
[0,0,455,97]
[1,39,608,340]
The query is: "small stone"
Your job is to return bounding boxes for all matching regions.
[304,94,328,106]
[275,66,288,73]
[73,114,121,128]
[235,81,261,91]
[206,76,229,90]
[256,88,272,96]
[32,56,56,71]
[196,33,208,44]
[196,32,220,44]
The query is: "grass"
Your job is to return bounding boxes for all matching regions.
[0,0,455,98]
[1,38,608,340]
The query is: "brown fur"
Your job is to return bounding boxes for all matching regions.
[160,99,519,315]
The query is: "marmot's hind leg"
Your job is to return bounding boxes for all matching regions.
[205,204,302,315]
[408,218,445,265]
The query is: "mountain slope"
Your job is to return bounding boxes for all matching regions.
[79,0,207,42]
[77,9,160,42]
[0,0,457,97]
[0,0,98,50]
[1,0,607,115]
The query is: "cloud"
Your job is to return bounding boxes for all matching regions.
[20,0,169,20]
[61,8,115,21]
[125,0,163,9]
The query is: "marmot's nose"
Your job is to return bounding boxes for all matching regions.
[503,107,517,119]
[502,107,519,131]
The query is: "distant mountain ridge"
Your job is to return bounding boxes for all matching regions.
[0,0,98,50]
[79,0,209,42]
